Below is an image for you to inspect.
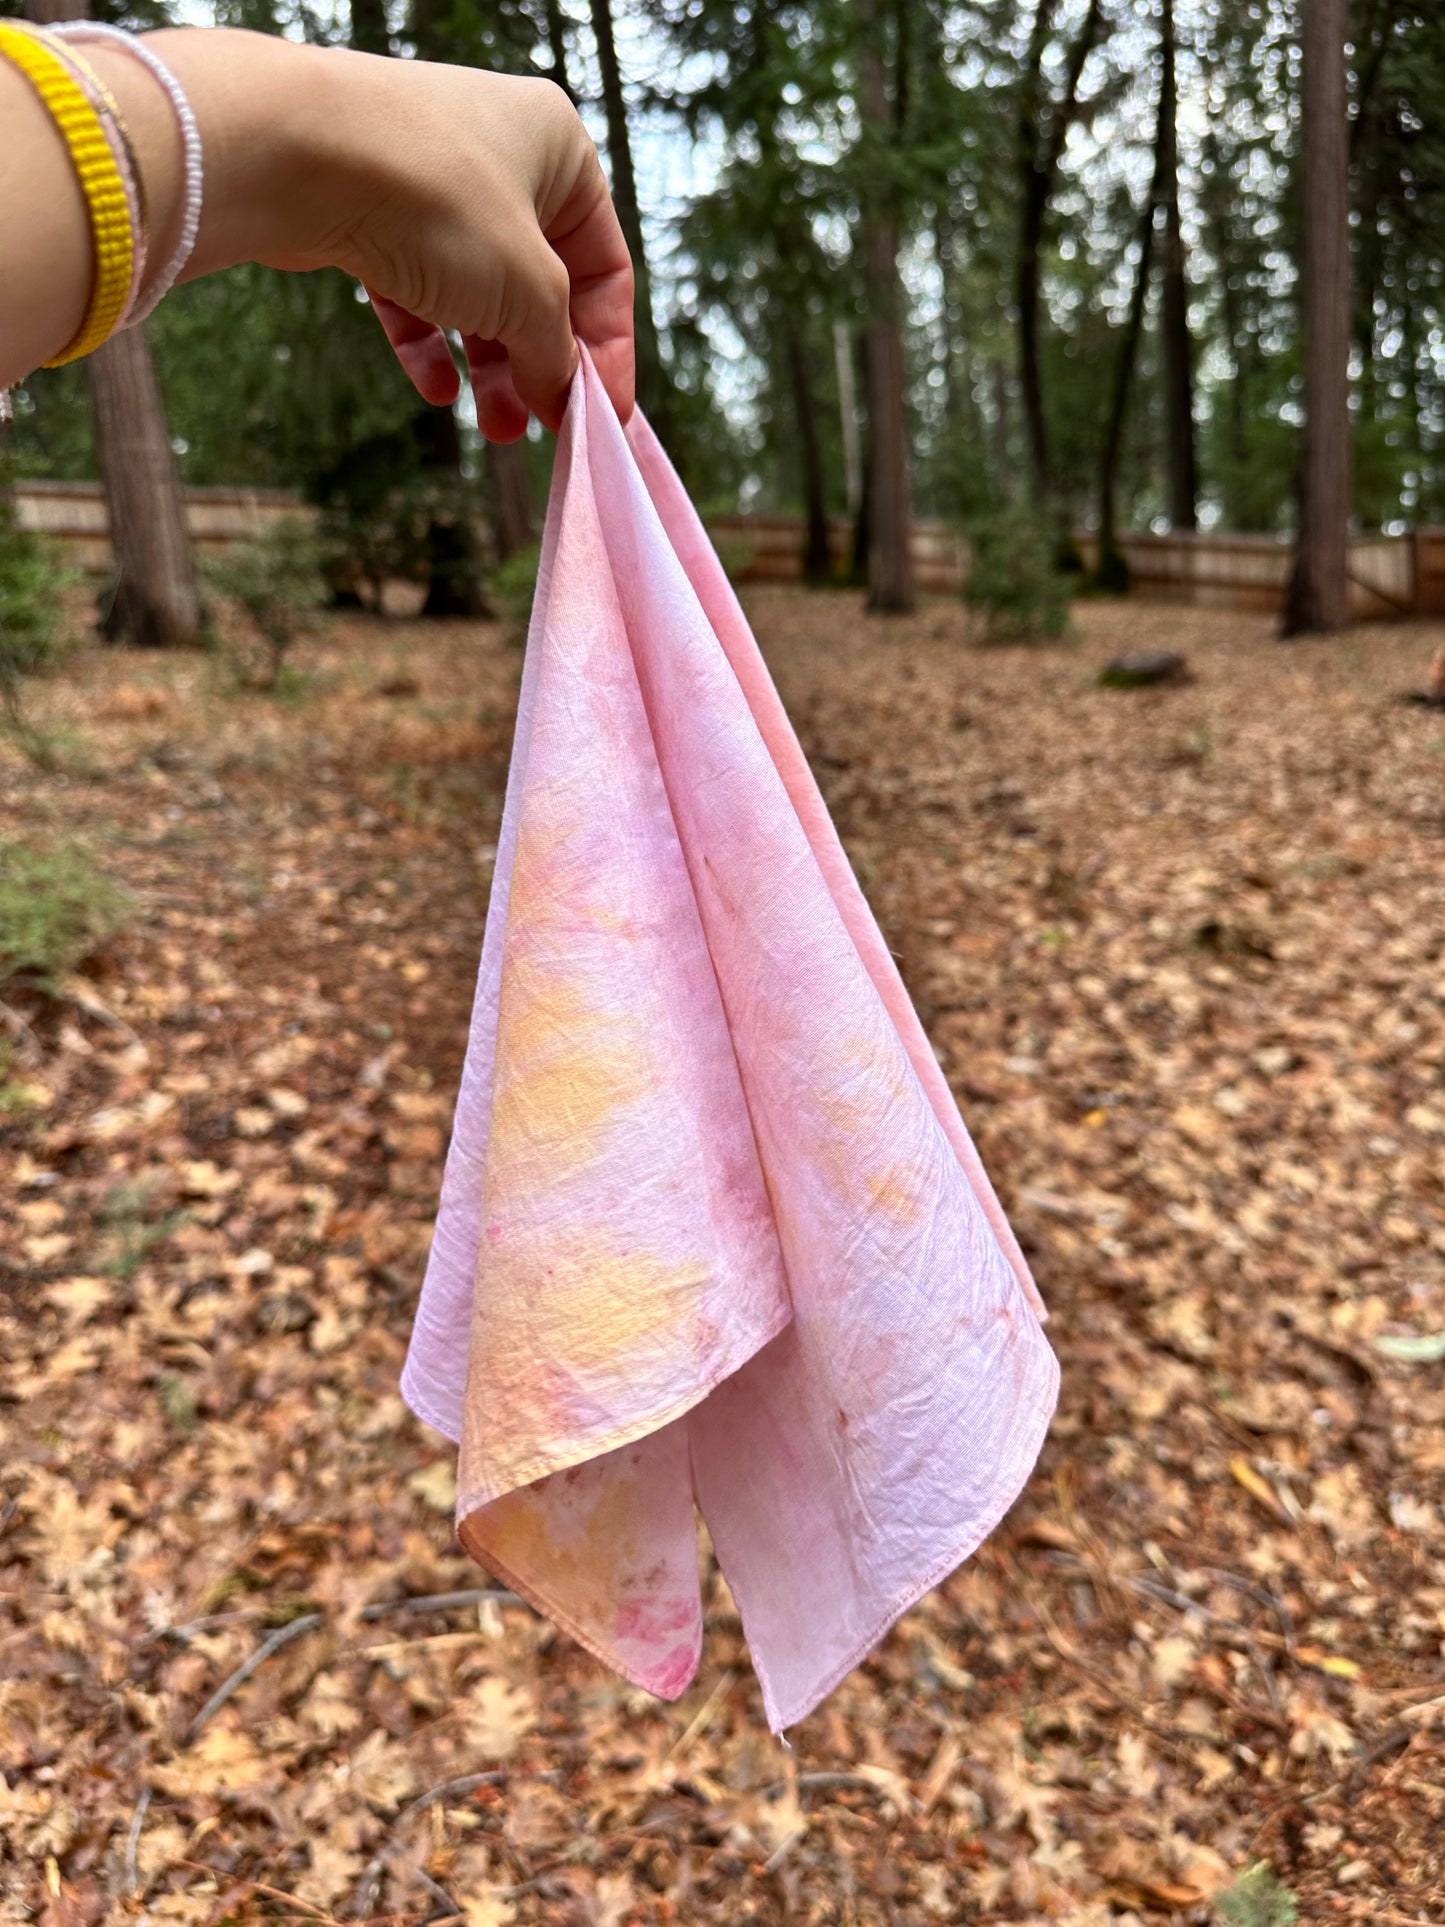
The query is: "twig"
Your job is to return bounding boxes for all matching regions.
[175,1860,347,1925]
[359,1588,521,1622]
[665,1670,736,1760]
[414,1869,462,1919]
[184,1611,324,1742]
[351,1770,561,1919]
[123,1784,152,1895]
[762,1826,806,1874]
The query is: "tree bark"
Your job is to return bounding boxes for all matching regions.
[27,0,198,647]
[783,320,832,584]
[1158,0,1197,531]
[84,330,200,648]
[348,0,389,54]
[589,0,669,434]
[859,18,914,614]
[1095,162,1160,590]
[1282,0,1351,636]
[991,359,1012,499]
[1014,0,1104,512]
[833,318,863,519]
[486,438,535,563]
[539,0,576,101]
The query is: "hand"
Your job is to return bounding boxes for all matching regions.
[300,58,636,441]
[144,33,636,438]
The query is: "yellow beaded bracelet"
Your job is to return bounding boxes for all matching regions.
[0,21,135,367]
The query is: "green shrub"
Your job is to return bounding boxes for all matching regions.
[490,542,542,625]
[0,840,134,995]
[312,430,486,615]
[711,535,756,587]
[963,514,1073,645]
[1213,1865,1299,1927]
[209,517,327,692]
[0,490,74,766]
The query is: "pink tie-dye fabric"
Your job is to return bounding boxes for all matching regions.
[401,350,1059,1731]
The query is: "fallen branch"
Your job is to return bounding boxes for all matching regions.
[123,1784,152,1896]
[184,1612,325,1742]
[359,1588,521,1622]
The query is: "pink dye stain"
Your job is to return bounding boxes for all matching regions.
[646,1640,703,1700]
[616,1593,697,1645]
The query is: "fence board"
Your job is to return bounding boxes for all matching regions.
[16,483,1445,620]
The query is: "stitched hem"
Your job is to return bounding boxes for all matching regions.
[751,1337,1062,1734]
[398,1366,463,1447]
[451,1299,794,1520]
[458,1517,700,1702]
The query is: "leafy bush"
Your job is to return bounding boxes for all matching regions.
[0,487,74,766]
[209,517,327,692]
[711,535,756,587]
[0,840,133,995]
[963,514,1073,645]
[490,542,542,625]
[312,429,486,615]
[1213,1864,1299,1927]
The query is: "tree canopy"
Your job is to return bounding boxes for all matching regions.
[8,0,1445,544]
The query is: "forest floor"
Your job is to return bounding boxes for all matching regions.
[1,589,1443,1927]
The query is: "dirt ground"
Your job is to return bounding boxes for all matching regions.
[1,590,1442,1926]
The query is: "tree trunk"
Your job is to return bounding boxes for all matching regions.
[84,331,200,648]
[991,359,1012,500]
[486,438,534,563]
[1013,0,1104,513]
[539,0,576,100]
[589,0,668,435]
[27,0,198,647]
[782,321,832,584]
[859,15,913,614]
[833,318,863,519]
[1158,0,1196,532]
[1282,0,1351,637]
[348,0,389,53]
[1095,178,1159,590]
[1014,0,1057,507]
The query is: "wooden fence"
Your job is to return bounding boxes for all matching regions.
[707,513,969,595]
[1070,528,1444,621]
[13,480,304,575]
[15,480,1445,621]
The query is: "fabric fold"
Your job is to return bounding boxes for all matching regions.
[402,351,1059,1729]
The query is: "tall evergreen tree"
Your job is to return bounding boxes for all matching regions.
[1283,0,1350,634]
[1158,0,1195,532]
[1013,0,1106,513]
[858,0,913,612]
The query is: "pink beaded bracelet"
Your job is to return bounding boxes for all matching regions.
[55,21,204,327]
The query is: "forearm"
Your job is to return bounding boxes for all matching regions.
[0,30,357,389]
[1,25,632,434]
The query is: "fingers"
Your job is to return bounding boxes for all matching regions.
[367,288,460,406]
[462,335,531,444]
[492,240,579,435]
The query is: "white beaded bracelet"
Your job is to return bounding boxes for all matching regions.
[54,21,203,327]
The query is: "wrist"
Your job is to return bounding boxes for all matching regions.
[140,29,364,282]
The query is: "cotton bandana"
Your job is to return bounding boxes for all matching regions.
[402,350,1058,1731]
